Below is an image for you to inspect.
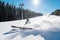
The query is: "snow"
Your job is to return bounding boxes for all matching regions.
[0,15,60,40]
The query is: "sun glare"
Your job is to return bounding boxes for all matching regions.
[32,0,39,6]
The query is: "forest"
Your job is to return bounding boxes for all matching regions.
[0,1,42,22]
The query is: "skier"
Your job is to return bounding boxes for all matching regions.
[25,18,30,25]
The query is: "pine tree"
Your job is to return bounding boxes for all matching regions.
[0,1,2,21]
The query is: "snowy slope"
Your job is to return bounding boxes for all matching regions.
[0,15,60,40]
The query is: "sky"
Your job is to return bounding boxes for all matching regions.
[1,0,60,15]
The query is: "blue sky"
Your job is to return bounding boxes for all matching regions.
[2,0,60,15]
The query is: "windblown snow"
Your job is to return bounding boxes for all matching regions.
[0,15,60,40]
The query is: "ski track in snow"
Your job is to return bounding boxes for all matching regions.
[0,15,60,40]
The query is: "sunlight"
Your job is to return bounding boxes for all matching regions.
[32,0,40,6]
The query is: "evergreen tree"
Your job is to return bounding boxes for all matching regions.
[1,1,5,21]
[0,1,2,21]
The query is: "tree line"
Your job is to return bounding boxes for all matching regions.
[0,1,42,22]
[0,1,16,22]
[50,9,60,16]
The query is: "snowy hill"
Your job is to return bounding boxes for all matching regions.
[0,15,60,40]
